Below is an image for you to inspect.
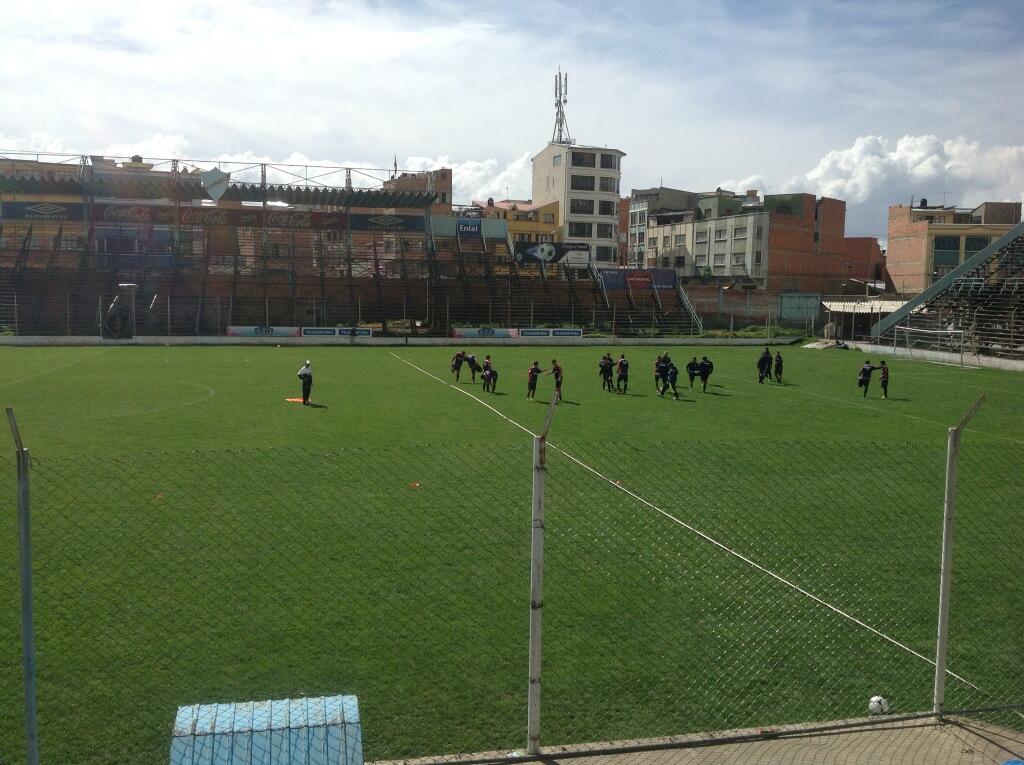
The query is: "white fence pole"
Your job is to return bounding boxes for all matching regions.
[527,396,557,755]
[933,395,985,716]
[7,409,39,765]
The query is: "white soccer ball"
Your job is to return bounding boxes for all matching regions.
[868,695,890,715]
[535,242,557,262]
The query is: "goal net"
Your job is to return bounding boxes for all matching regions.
[892,324,977,366]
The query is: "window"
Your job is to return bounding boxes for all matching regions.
[570,175,595,191]
[597,223,614,239]
[599,200,616,216]
[596,245,614,261]
[570,198,595,215]
[599,176,619,193]
[756,226,763,238]
[571,151,596,167]
[964,236,990,253]
[600,153,618,169]
[515,233,530,242]
[638,211,646,224]
[552,154,562,166]
[696,255,708,266]
[734,227,747,239]
[713,254,726,266]
[674,234,685,247]
[674,255,685,267]
[754,250,762,265]
[542,213,555,224]
[714,229,726,241]
[702,208,713,219]
[629,212,637,225]
[538,234,553,243]
[732,253,744,265]
[648,236,657,248]
[695,231,708,244]
[568,222,592,238]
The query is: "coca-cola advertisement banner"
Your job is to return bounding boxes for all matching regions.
[91,204,348,230]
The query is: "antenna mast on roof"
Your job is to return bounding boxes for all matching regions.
[551,69,573,145]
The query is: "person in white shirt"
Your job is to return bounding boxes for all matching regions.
[297,360,313,405]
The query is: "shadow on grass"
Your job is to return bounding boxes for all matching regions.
[306,403,329,409]
[703,390,731,396]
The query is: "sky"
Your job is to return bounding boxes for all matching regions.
[2,0,1023,239]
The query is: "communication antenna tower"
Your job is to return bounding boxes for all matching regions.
[551,69,573,145]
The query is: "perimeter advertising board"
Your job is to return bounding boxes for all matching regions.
[226,326,302,337]
[513,241,591,267]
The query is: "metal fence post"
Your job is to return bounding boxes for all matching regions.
[7,408,40,765]
[527,396,557,756]
[933,395,985,716]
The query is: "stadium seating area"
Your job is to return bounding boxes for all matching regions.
[0,224,702,337]
[875,223,1024,360]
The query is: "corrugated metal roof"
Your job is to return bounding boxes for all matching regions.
[823,299,907,315]
[170,695,362,765]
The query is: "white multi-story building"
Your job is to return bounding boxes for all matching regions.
[531,143,625,268]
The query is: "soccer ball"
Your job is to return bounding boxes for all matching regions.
[534,242,557,262]
[868,695,890,715]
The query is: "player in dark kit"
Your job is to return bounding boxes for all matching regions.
[698,356,714,393]
[489,366,499,394]
[599,354,614,391]
[686,357,700,389]
[857,360,879,397]
[451,351,465,381]
[663,363,680,399]
[483,355,493,375]
[482,367,492,393]
[528,362,544,401]
[774,352,784,384]
[653,355,663,390]
[527,361,545,399]
[757,347,772,383]
[616,354,629,394]
[547,358,564,402]
[878,360,889,399]
[466,353,481,383]
[656,354,671,390]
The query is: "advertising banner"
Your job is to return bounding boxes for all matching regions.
[514,241,590,265]
[600,270,626,290]
[451,327,519,338]
[91,204,348,230]
[226,326,302,337]
[519,328,584,337]
[1,201,85,222]
[650,269,678,289]
[348,213,426,232]
[301,327,373,337]
[456,218,482,237]
[625,270,654,290]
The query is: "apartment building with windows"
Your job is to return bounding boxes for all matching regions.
[531,143,626,267]
[472,197,560,245]
[627,187,698,267]
[643,189,884,292]
[886,200,1022,294]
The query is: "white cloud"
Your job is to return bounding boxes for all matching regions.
[722,135,1024,237]
[407,152,532,204]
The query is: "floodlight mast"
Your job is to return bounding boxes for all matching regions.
[551,69,573,146]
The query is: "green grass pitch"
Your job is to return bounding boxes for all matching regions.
[0,343,1021,764]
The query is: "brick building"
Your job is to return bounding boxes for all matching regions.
[886,200,1022,294]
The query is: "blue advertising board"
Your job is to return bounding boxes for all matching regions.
[301,327,373,337]
[456,218,482,237]
[650,269,677,289]
[519,328,584,337]
[600,270,627,290]
[1,201,85,221]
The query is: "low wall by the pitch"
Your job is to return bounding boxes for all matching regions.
[850,341,1024,372]
[0,335,802,348]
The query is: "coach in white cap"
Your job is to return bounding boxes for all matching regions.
[297,360,313,405]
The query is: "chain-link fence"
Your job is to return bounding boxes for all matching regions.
[2,431,1022,763]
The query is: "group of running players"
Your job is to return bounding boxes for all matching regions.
[449,347,892,402]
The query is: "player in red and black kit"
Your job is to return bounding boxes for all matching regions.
[527,361,545,400]
[879,360,889,399]
[547,358,563,402]
[616,354,629,394]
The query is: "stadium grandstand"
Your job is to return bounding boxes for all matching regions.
[873,218,1024,361]
[0,153,702,338]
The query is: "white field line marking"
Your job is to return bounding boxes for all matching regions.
[389,351,985,694]
[0,348,114,390]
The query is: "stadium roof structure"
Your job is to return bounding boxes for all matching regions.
[823,299,908,315]
[872,218,1024,337]
[0,173,437,208]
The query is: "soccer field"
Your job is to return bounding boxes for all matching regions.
[0,343,1022,764]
